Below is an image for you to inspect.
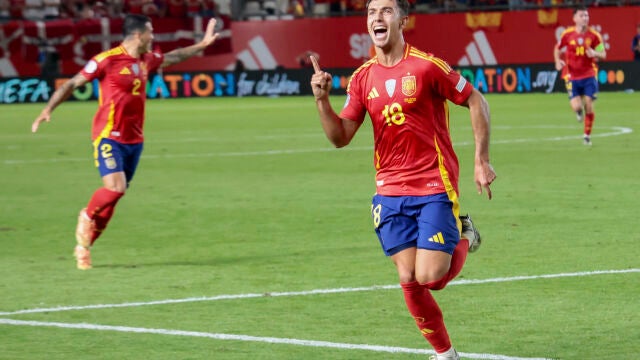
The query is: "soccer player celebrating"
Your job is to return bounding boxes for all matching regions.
[309,0,496,359]
[32,14,221,270]
[554,6,606,145]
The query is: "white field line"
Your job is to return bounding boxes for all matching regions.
[3,269,637,360]
[2,126,632,165]
[0,318,551,360]
[1,268,637,317]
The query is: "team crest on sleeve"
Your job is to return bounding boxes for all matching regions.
[83,60,98,74]
[385,79,396,97]
[401,76,416,97]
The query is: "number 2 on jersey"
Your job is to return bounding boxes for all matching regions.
[100,143,113,159]
[132,78,142,95]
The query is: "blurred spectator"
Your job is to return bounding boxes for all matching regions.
[288,0,304,16]
[78,2,94,17]
[346,0,365,12]
[24,0,45,20]
[93,1,109,17]
[43,0,60,19]
[300,0,312,14]
[60,0,84,19]
[124,0,144,14]
[185,0,200,17]
[214,0,229,15]
[0,0,10,21]
[263,0,277,15]
[309,0,334,16]
[166,0,186,17]
[201,0,216,16]
[142,0,166,17]
[106,0,124,17]
[292,0,305,16]
[329,0,344,15]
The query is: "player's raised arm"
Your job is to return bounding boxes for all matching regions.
[161,18,220,68]
[309,55,360,148]
[32,73,89,133]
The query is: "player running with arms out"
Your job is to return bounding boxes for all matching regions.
[31,14,221,270]
[309,0,496,359]
[554,6,606,145]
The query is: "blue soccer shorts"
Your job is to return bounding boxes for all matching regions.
[93,138,143,185]
[371,193,461,256]
[569,77,598,100]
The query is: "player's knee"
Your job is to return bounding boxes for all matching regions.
[396,269,416,284]
[415,266,448,285]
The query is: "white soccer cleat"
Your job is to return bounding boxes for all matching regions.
[460,214,481,253]
[429,348,460,360]
[74,245,92,270]
[583,135,592,146]
[75,208,95,248]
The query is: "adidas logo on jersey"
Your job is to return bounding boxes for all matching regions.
[119,67,131,75]
[367,87,379,100]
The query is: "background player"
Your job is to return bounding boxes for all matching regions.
[31,14,221,270]
[554,6,606,145]
[309,0,496,359]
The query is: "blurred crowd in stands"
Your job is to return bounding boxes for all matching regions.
[0,0,637,23]
[0,0,231,21]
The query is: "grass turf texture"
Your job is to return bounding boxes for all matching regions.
[1,93,638,359]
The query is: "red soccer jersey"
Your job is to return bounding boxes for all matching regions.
[340,44,473,196]
[557,26,603,80]
[80,46,164,144]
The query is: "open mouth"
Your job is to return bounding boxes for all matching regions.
[373,27,388,40]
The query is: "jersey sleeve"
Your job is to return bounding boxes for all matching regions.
[339,71,367,123]
[592,31,604,51]
[428,57,473,105]
[79,56,106,82]
[145,51,165,73]
[556,31,568,49]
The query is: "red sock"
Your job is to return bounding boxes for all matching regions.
[90,205,116,245]
[584,113,594,136]
[424,239,469,291]
[85,188,124,245]
[401,281,451,353]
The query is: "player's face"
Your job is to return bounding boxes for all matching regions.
[573,10,589,29]
[137,22,154,53]
[367,0,406,50]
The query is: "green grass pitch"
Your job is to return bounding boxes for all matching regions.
[1,92,638,359]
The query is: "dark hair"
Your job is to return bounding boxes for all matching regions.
[123,14,151,38]
[573,6,588,14]
[366,0,410,17]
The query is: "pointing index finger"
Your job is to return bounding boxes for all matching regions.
[310,55,322,74]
